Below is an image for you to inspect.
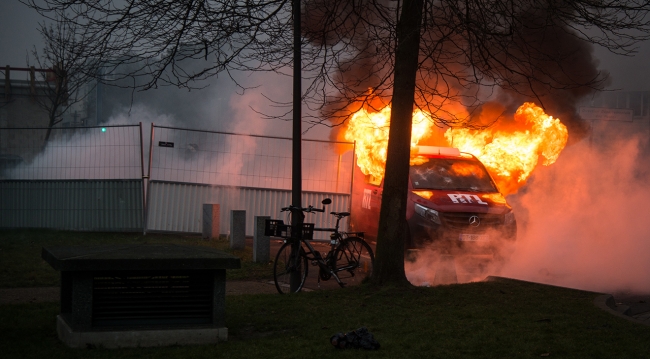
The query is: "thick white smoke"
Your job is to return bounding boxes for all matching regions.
[406,132,650,295]
[501,136,650,294]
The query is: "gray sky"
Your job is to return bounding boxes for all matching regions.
[0,1,42,71]
[2,1,649,90]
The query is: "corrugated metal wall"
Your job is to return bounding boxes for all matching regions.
[146,181,350,239]
[0,180,143,231]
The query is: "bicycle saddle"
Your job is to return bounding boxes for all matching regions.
[330,211,350,217]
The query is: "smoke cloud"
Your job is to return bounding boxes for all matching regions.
[406,131,650,295]
[501,135,650,294]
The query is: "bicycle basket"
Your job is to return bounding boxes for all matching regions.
[284,223,315,240]
[264,219,286,237]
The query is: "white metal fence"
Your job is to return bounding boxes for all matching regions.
[148,125,354,193]
[146,182,350,238]
[145,125,355,236]
[1,124,355,235]
[0,180,144,231]
[0,125,145,231]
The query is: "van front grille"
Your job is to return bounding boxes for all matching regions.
[441,212,503,230]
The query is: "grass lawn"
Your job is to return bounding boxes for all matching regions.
[1,229,649,358]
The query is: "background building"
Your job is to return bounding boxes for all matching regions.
[579,91,650,148]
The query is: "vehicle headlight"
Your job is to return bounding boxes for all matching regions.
[414,203,441,224]
[504,211,516,225]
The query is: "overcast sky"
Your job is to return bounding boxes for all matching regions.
[2,1,650,90]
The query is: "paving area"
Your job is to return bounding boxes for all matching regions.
[2,279,648,327]
[610,292,650,325]
[2,238,647,326]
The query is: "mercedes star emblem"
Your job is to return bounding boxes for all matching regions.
[468,215,480,227]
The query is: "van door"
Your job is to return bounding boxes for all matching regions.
[350,173,382,241]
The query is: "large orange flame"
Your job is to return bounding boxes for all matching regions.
[343,107,438,181]
[445,102,568,194]
[343,102,568,195]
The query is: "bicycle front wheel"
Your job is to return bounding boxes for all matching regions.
[273,241,308,294]
[334,237,374,285]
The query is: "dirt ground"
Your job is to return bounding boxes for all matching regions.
[0,280,280,305]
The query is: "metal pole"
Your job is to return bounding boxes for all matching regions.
[290,0,303,292]
[336,154,341,192]
[143,123,155,235]
[139,122,147,234]
[5,65,11,100]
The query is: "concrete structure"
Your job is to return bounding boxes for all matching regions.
[42,244,241,348]
[1,66,100,165]
[253,216,271,262]
[230,210,246,249]
[202,203,221,239]
[0,67,53,162]
[56,315,227,348]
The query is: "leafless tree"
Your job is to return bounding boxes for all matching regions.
[30,19,101,143]
[24,0,650,285]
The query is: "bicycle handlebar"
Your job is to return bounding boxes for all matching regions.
[280,204,325,213]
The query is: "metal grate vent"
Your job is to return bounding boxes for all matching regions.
[92,271,213,328]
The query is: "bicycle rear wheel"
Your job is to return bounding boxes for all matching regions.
[334,237,374,285]
[273,241,308,294]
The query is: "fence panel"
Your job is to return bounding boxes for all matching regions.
[0,125,144,231]
[0,180,143,231]
[146,181,350,238]
[149,126,355,194]
[146,126,355,236]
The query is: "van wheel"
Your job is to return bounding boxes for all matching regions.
[404,224,415,250]
[404,225,419,262]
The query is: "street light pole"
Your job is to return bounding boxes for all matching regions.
[290,0,303,292]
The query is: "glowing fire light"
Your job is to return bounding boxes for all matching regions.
[343,107,437,181]
[343,102,568,195]
[445,102,568,194]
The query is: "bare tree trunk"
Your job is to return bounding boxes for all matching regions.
[43,107,59,148]
[371,0,424,286]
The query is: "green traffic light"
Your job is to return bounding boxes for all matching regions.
[101,127,106,132]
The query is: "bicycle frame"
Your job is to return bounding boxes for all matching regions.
[270,198,374,293]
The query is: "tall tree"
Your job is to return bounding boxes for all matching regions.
[24,0,650,285]
[373,0,424,284]
[30,19,100,143]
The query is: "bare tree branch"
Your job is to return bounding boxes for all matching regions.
[29,18,101,143]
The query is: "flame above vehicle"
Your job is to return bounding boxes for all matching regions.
[342,102,568,195]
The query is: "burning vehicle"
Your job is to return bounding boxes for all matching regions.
[342,102,569,255]
[350,146,516,252]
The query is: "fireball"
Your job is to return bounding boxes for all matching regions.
[445,102,568,194]
[343,102,568,195]
[343,107,438,181]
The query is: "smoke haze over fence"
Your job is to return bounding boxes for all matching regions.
[3,125,142,180]
[2,103,354,193]
[150,126,354,193]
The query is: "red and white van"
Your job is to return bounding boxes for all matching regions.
[349,146,517,252]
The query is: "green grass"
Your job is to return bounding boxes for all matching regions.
[2,281,650,358]
[1,229,649,358]
[0,229,274,287]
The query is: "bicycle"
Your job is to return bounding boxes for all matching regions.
[265,198,375,294]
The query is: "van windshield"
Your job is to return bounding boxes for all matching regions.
[409,157,498,192]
